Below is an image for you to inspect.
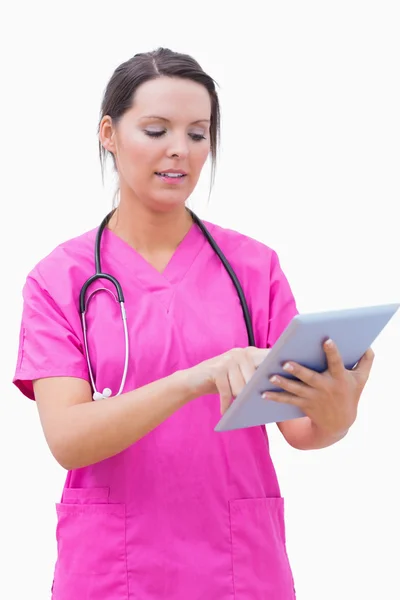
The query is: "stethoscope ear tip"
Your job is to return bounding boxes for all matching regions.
[92,388,112,401]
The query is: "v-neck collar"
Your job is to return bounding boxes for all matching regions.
[101,220,207,293]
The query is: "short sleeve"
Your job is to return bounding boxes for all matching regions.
[266,251,299,348]
[13,273,89,400]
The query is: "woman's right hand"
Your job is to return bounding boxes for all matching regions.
[186,347,270,415]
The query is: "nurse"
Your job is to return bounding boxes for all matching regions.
[13,47,374,599]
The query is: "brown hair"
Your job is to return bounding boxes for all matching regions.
[98,47,221,193]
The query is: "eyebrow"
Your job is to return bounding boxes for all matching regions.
[141,116,210,125]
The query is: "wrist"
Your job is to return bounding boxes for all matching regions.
[171,368,207,405]
[310,420,349,444]
[176,365,212,402]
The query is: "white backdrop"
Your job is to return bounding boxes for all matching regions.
[1,1,399,598]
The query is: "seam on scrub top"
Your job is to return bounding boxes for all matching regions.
[149,233,213,312]
[17,327,26,370]
[35,264,90,353]
[16,368,90,391]
[176,233,217,291]
[162,226,211,290]
[18,367,90,378]
[124,508,130,598]
[181,239,208,279]
[228,501,236,599]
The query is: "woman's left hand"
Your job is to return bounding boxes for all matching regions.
[263,339,375,436]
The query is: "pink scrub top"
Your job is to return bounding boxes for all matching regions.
[13,219,298,600]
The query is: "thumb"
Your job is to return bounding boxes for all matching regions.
[248,347,270,368]
[353,347,375,382]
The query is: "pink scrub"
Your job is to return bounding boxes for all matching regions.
[13,220,298,599]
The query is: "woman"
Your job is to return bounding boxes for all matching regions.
[13,47,374,599]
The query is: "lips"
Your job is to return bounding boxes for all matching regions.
[154,171,187,185]
[155,171,187,178]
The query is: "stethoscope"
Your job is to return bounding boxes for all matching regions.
[79,208,255,400]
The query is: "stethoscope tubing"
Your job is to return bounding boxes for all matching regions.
[79,209,255,399]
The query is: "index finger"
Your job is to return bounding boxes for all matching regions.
[246,347,270,368]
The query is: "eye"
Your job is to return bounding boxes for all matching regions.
[144,130,166,138]
[190,133,207,142]
[144,129,207,141]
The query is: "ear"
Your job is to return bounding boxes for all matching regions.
[99,115,116,154]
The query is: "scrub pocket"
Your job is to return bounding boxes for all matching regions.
[51,487,128,600]
[229,497,296,600]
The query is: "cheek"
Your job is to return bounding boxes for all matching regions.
[120,133,154,163]
[117,130,161,173]
[191,144,211,172]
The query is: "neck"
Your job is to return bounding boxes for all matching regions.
[107,196,194,255]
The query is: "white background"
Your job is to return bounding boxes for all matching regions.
[1,1,399,598]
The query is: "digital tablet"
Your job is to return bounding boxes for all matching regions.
[214,303,399,432]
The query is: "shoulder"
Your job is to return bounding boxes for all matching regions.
[201,219,294,303]
[26,228,96,289]
[21,228,97,317]
[202,220,280,273]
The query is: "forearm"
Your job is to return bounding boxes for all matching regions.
[59,370,197,470]
[278,417,349,450]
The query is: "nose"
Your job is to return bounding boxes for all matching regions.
[167,133,190,159]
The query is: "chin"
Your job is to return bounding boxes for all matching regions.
[148,191,190,212]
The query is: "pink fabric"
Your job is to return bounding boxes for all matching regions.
[13,220,298,599]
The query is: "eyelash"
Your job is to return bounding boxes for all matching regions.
[144,130,206,142]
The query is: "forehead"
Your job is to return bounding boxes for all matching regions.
[129,77,212,121]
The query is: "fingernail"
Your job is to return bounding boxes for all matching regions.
[325,339,333,347]
[283,362,293,372]
[262,393,273,400]
[270,376,279,384]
